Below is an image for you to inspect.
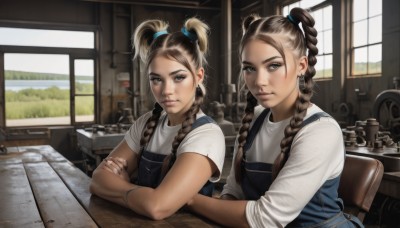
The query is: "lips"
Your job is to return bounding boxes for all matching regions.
[162,99,177,106]
[256,92,272,96]
[255,92,274,100]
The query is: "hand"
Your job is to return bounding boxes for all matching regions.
[101,156,129,181]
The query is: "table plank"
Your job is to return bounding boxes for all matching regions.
[24,162,97,227]
[0,145,66,165]
[50,161,219,227]
[0,163,44,228]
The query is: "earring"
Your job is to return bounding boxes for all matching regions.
[298,74,305,91]
[196,85,203,97]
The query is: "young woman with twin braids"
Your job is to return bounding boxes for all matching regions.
[187,8,364,227]
[89,17,225,220]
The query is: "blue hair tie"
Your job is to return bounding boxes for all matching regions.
[153,30,168,40]
[287,14,300,25]
[181,27,197,41]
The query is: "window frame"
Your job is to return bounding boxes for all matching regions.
[0,21,99,128]
[349,0,382,77]
[280,0,334,80]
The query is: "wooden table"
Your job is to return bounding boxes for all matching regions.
[0,145,219,227]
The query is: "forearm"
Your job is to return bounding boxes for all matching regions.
[188,194,249,227]
[90,168,136,207]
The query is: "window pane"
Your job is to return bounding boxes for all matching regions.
[353,20,368,47]
[283,6,290,16]
[324,30,332,53]
[74,59,94,95]
[353,0,368,21]
[317,31,323,54]
[325,54,333,77]
[353,47,368,75]
[74,59,94,123]
[0,27,94,48]
[300,0,324,9]
[369,0,382,17]
[368,44,381,74]
[323,6,332,30]
[75,96,94,122]
[313,9,323,31]
[315,55,324,79]
[5,53,70,126]
[369,16,382,43]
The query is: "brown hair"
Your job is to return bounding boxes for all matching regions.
[234,7,318,183]
[133,17,210,177]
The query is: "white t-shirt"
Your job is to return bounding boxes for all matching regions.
[221,104,344,227]
[124,111,226,182]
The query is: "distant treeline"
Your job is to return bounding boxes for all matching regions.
[5,70,92,81]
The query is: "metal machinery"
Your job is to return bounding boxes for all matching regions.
[340,87,400,226]
[76,124,129,175]
[373,89,400,142]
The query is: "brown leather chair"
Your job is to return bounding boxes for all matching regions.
[338,154,384,222]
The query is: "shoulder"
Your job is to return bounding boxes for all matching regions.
[303,104,341,132]
[191,114,224,136]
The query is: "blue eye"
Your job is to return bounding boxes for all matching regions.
[242,66,255,73]
[149,77,162,84]
[174,75,186,81]
[268,63,282,71]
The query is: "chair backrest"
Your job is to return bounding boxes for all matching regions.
[338,154,384,222]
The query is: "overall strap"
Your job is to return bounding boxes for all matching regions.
[300,112,331,127]
[192,115,216,129]
[243,111,330,152]
[243,109,270,151]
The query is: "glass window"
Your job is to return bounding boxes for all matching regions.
[283,1,333,80]
[1,26,96,127]
[0,27,94,48]
[5,53,71,126]
[74,59,95,122]
[351,0,382,76]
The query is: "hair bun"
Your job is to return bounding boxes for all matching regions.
[242,14,261,35]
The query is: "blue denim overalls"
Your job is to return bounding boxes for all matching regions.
[135,115,215,196]
[242,109,364,227]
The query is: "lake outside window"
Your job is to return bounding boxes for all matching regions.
[0,27,96,127]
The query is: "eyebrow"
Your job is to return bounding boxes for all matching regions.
[149,69,187,77]
[242,56,282,65]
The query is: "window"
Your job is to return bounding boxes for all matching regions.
[282,0,333,79]
[74,59,95,122]
[1,27,96,127]
[0,27,94,48]
[351,0,382,76]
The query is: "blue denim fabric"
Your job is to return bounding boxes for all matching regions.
[135,115,216,196]
[241,109,364,227]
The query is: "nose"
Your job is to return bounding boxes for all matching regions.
[162,80,174,96]
[254,70,268,87]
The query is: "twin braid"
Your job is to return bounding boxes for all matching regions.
[272,8,318,179]
[137,102,163,167]
[234,91,258,183]
[160,87,205,177]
